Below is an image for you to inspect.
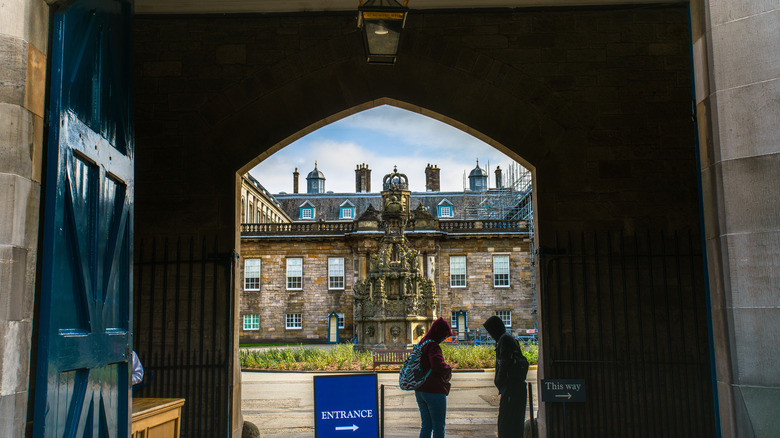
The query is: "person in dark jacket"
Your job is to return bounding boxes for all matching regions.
[483,315,529,438]
[415,317,453,438]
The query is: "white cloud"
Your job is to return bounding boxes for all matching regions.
[341,106,491,157]
[249,105,526,195]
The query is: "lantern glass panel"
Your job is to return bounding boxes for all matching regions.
[365,20,402,56]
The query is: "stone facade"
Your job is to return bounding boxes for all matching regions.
[439,238,534,331]
[240,174,291,224]
[239,238,355,342]
[238,225,532,344]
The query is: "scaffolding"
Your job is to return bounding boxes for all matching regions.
[463,162,536,329]
[463,162,532,222]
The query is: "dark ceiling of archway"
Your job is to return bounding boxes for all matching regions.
[136,0,685,15]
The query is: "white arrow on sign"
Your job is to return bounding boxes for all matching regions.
[555,393,573,400]
[335,424,359,432]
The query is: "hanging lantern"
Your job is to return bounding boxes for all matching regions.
[358,0,409,65]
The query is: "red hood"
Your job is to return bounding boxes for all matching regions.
[421,317,453,343]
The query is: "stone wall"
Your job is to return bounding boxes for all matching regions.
[439,237,534,331]
[0,1,48,435]
[689,0,780,435]
[133,7,700,241]
[239,238,356,343]
[238,233,532,343]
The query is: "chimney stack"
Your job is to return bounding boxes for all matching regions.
[495,166,503,189]
[425,164,440,192]
[355,163,371,193]
[293,168,299,193]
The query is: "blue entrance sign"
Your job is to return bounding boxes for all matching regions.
[314,374,379,438]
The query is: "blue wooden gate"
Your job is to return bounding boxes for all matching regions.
[34,0,134,436]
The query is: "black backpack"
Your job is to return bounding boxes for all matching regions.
[501,333,529,383]
[399,339,434,390]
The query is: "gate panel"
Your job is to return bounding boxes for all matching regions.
[540,231,715,437]
[134,237,234,437]
[35,1,134,437]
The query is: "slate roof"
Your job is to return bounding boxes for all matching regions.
[273,191,489,221]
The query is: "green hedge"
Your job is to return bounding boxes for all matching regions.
[240,343,538,370]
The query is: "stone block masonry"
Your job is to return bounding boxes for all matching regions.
[0,1,49,434]
[439,238,534,331]
[239,239,356,343]
[238,233,533,344]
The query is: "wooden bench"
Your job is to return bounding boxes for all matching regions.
[372,349,412,371]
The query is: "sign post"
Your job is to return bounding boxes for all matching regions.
[541,379,586,438]
[314,374,379,438]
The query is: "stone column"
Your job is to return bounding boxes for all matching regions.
[691,0,780,435]
[0,1,49,435]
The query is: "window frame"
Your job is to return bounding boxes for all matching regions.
[286,313,302,330]
[244,258,261,291]
[495,310,512,328]
[300,207,314,220]
[328,257,345,290]
[286,257,303,290]
[243,314,260,330]
[438,205,453,218]
[449,255,467,287]
[339,206,355,219]
[337,312,345,329]
[493,254,510,287]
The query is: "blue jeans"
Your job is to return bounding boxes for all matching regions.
[415,391,447,438]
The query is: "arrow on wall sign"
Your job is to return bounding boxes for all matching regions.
[335,424,359,431]
[555,393,573,400]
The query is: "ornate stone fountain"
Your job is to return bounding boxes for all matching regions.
[353,167,439,349]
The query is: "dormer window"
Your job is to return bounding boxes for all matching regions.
[339,200,355,219]
[299,200,316,220]
[437,199,454,218]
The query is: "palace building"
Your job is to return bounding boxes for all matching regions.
[240,173,292,225]
[238,164,535,344]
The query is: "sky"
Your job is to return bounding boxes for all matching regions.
[248,105,524,194]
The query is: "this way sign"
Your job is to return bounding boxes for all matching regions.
[314,374,379,437]
[541,379,586,403]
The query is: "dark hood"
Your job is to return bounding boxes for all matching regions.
[421,317,453,343]
[483,315,506,341]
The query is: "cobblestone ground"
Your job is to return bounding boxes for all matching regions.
[241,370,538,437]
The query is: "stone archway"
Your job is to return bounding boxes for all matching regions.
[133,6,710,436]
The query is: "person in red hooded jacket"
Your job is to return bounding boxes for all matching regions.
[415,317,453,438]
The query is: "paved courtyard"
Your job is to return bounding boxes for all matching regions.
[241,369,538,437]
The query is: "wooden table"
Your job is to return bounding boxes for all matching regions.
[132,398,185,438]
